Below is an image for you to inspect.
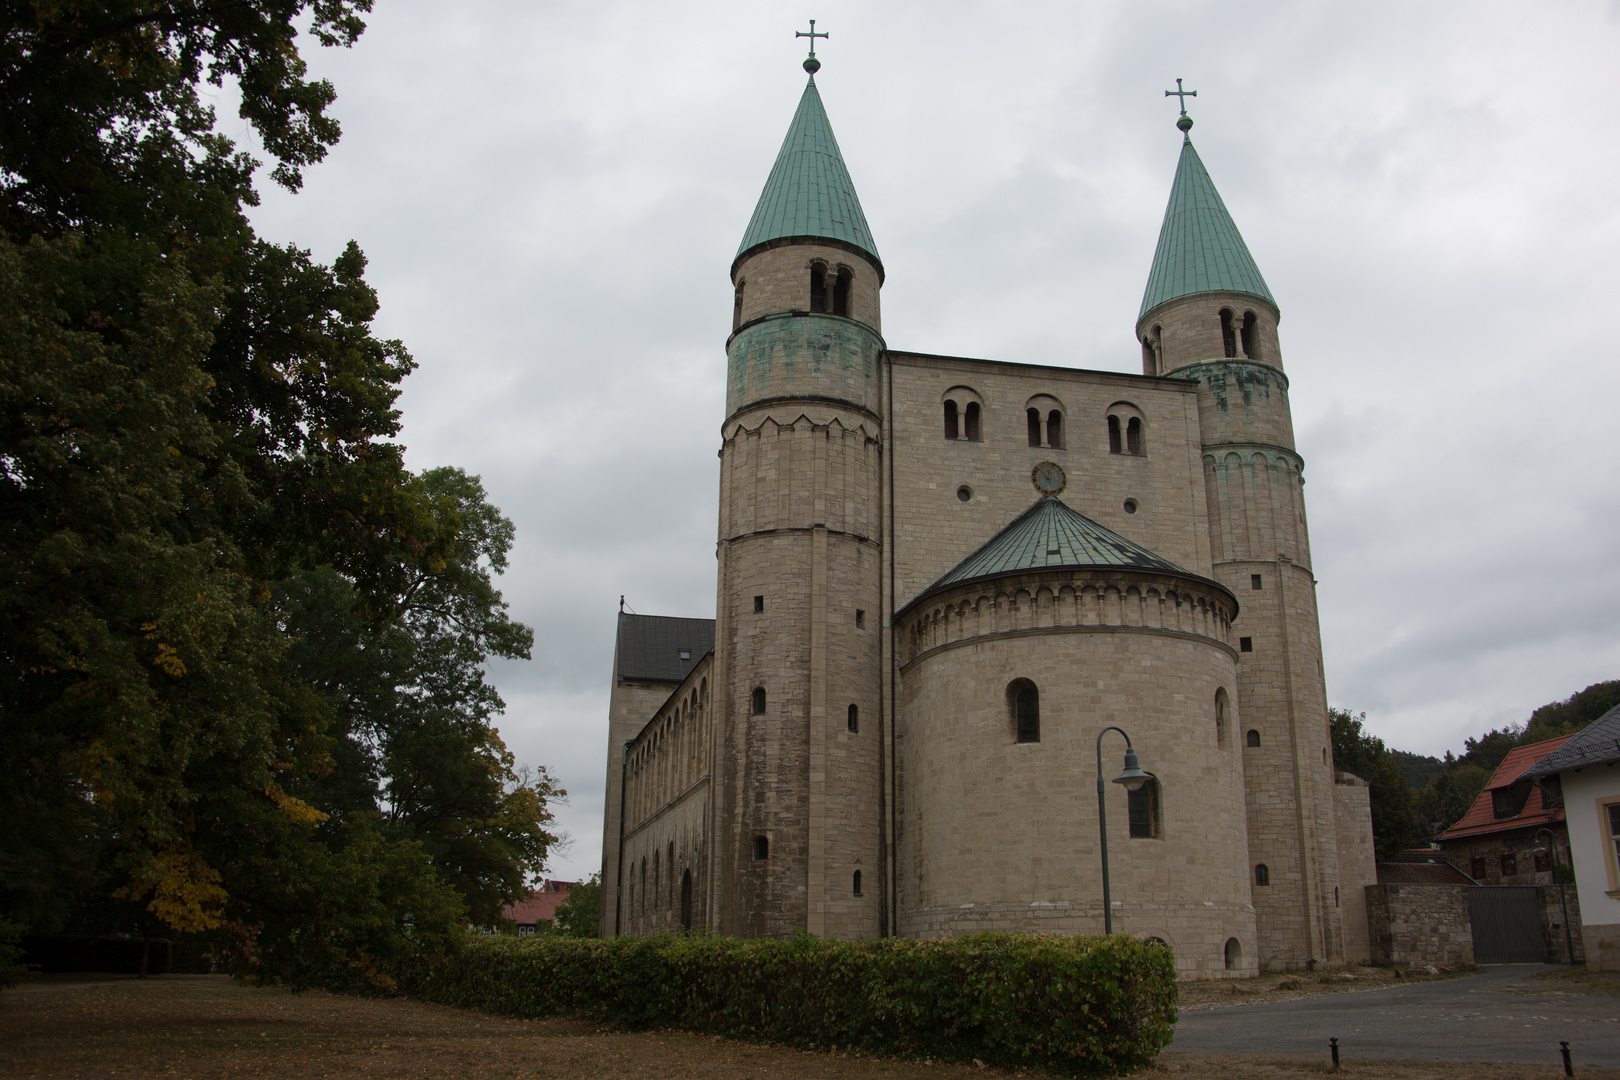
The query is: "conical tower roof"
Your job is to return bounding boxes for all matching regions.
[1139,139,1274,320]
[735,77,880,272]
[909,496,1193,609]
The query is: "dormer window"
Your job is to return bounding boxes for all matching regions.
[1491,782,1529,820]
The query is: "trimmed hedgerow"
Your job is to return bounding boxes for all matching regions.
[398,932,1176,1076]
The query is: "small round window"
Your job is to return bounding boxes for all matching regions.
[957,485,973,502]
[1124,499,1138,514]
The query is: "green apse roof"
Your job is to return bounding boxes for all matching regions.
[735,77,880,268]
[1139,139,1274,320]
[917,497,1188,602]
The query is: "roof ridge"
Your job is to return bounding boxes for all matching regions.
[1139,140,1274,321]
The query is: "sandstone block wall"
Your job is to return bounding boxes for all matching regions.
[1365,884,1475,969]
[1333,772,1376,963]
[732,242,882,334]
[601,676,690,937]
[1137,292,1281,377]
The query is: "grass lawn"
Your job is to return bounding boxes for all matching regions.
[1,973,1612,1079]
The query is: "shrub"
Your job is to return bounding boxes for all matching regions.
[399,931,1175,1076]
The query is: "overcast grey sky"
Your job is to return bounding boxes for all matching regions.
[242,1,1620,883]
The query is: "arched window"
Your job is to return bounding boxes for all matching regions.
[1046,410,1064,449]
[1128,778,1161,838]
[1254,864,1270,887]
[1246,729,1261,747]
[1215,689,1229,749]
[752,836,769,862]
[751,687,767,716]
[733,281,745,330]
[810,266,828,313]
[1026,408,1042,447]
[847,704,859,733]
[1126,417,1143,455]
[653,850,660,907]
[1240,311,1258,360]
[833,268,852,317]
[667,841,675,903]
[1009,680,1040,743]
[852,869,863,896]
[1220,309,1237,358]
[680,870,693,930]
[944,400,960,440]
[1107,415,1123,454]
[1141,335,1155,374]
[640,858,648,916]
[1224,938,1242,971]
[964,401,981,441]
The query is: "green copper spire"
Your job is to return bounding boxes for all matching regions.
[1138,135,1274,320]
[735,73,880,270]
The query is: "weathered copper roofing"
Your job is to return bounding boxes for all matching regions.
[910,497,1203,611]
[1437,735,1572,842]
[735,77,880,269]
[1524,704,1620,777]
[1139,138,1275,320]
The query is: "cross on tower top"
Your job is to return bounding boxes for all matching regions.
[797,19,829,74]
[1165,78,1197,139]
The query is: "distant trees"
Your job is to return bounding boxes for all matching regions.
[1329,709,1415,860]
[552,875,602,939]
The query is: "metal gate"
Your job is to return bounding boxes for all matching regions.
[1468,886,1543,963]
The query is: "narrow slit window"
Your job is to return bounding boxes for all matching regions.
[1126,417,1142,455]
[1108,415,1123,454]
[833,268,852,317]
[1220,309,1237,358]
[852,869,863,896]
[855,609,865,629]
[1011,681,1040,743]
[1047,410,1063,449]
[753,595,764,613]
[847,704,858,733]
[733,281,745,329]
[751,687,766,715]
[753,836,769,862]
[1241,311,1258,359]
[1027,408,1042,447]
[944,400,960,440]
[1246,729,1261,747]
[1239,637,1253,652]
[809,267,828,313]
[1255,864,1270,887]
[964,401,981,441]
[1251,574,1263,590]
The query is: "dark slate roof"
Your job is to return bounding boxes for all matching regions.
[735,77,880,268]
[1139,138,1275,320]
[912,497,1192,605]
[614,613,714,684]
[1524,704,1620,777]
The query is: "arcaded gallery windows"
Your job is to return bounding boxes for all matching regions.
[809,262,853,316]
[943,389,982,442]
[1009,680,1040,743]
[1025,396,1064,449]
[1221,308,1262,360]
[1106,403,1145,456]
[1128,778,1161,838]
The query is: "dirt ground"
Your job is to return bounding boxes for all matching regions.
[1175,965,1462,1011]
[1,974,1614,1080]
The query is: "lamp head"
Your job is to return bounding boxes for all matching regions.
[1533,834,1550,856]
[1112,747,1151,791]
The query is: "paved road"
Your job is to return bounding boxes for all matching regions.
[1170,965,1620,1067]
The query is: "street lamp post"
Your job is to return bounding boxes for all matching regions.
[1533,827,1575,964]
[1096,725,1152,935]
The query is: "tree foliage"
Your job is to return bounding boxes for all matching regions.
[552,875,601,939]
[1329,708,1415,859]
[0,0,559,985]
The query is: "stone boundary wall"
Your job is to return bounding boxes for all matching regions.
[1365,884,1474,969]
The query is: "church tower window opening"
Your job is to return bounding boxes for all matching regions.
[856,609,865,629]
[752,836,769,862]
[964,401,981,440]
[1220,308,1237,358]
[1239,637,1253,652]
[1026,408,1042,447]
[733,280,745,330]
[1240,310,1259,360]
[847,703,859,733]
[944,400,959,440]
[809,264,828,312]
[1126,417,1142,455]
[751,687,767,716]
[852,869,863,896]
[1246,729,1261,747]
[1254,863,1269,886]
[1009,680,1040,743]
[1046,410,1064,449]
[833,267,852,316]
[1128,778,1161,838]
[1108,415,1123,454]
[753,595,764,613]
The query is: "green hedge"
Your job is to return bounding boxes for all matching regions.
[399,932,1176,1076]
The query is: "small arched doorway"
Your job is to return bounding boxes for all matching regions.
[679,869,693,932]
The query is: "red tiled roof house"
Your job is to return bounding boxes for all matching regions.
[1437,737,1574,886]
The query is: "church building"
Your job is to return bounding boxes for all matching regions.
[599,46,1376,977]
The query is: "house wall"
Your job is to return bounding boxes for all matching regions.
[1562,764,1620,971]
[1440,825,1574,886]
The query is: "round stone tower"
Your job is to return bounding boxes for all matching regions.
[709,58,886,939]
[1135,112,1351,970]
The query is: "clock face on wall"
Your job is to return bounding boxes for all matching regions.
[1031,461,1066,496]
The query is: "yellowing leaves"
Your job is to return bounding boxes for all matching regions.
[267,782,329,826]
[117,844,228,935]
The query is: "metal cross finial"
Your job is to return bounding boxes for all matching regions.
[1165,78,1196,138]
[796,19,829,57]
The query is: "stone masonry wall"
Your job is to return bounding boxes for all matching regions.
[1365,885,1475,969]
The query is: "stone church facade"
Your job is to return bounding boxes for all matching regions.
[599,59,1376,978]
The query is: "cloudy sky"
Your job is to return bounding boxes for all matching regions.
[242,1,1620,882]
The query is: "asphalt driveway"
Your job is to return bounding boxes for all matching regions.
[1170,965,1620,1067]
